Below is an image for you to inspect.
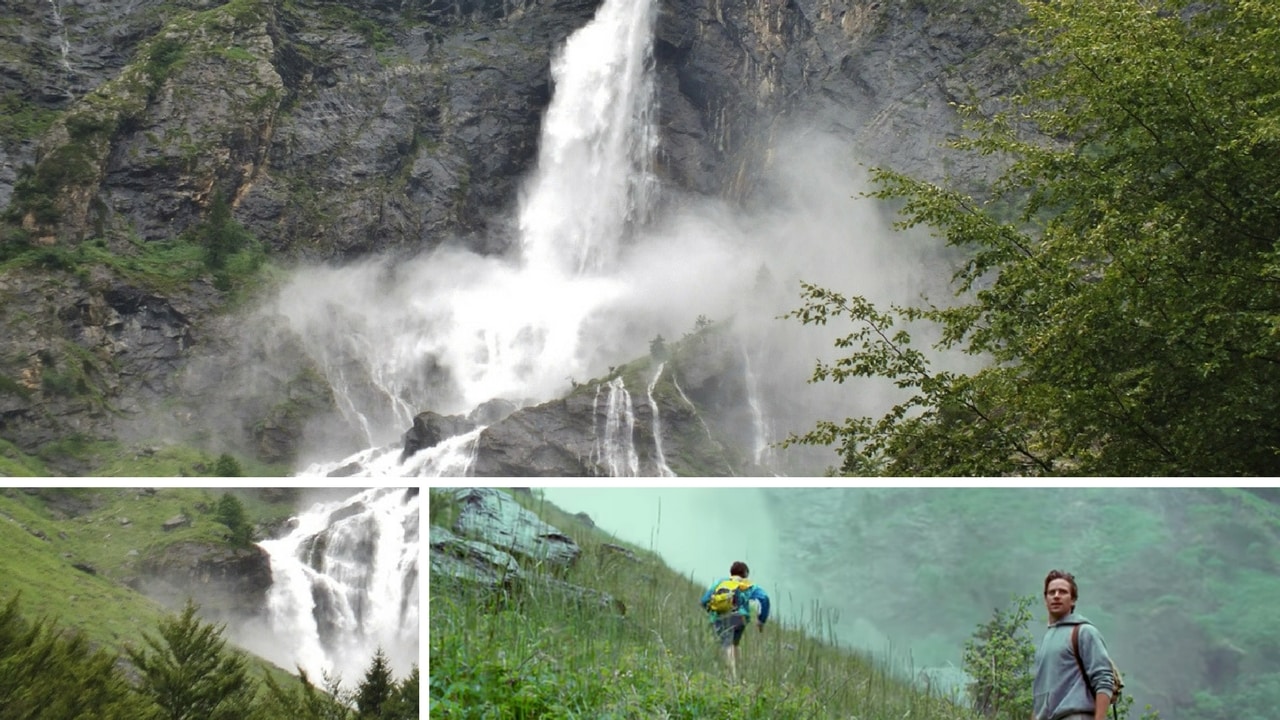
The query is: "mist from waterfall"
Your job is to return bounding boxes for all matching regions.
[249,488,419,686]
[255,0,955,476]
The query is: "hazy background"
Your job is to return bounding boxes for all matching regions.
[539,485,1280,719]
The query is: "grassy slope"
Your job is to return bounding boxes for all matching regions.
[0,487,298,673]
[429,489,979,719]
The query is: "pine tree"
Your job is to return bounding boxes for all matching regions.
[354,648,394,719]
[260,668,353,720]
[126,599,258,720]
[0,593,158,720]
[381,666,419,720]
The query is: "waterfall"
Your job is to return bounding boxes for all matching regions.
[256,488,419,684]
[46,0,72,76]
[742,347,776,469]
[280,0,660,476]
[300,427,485,477]
[647,362,676,476]
[518,0,658,275]
[593,377,639,476]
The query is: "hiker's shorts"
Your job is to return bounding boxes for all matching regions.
[712,613,746,647]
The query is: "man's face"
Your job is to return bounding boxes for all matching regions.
[1045,578,1074,619]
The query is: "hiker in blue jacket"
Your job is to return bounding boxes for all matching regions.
[700,560,770,682]
[1033,569,1118,720]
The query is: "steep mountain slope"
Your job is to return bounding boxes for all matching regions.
[0,0,1027,473]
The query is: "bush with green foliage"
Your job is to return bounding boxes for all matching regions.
[215,492,253,547]
[963,595,1036,719]
[789,0,1280,475]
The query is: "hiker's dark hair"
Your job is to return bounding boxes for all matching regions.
[730,561,749,578]
[1044,569,1077,612]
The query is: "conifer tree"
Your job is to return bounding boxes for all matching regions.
[0,593,158,720]
[260,668,353,720]
[354,647,395,719]
[126,599,258,720]
[214,492,253,547]
[381,666,419,720]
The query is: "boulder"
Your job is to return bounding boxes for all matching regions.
[136,540,273,620]
[447,487,580,568]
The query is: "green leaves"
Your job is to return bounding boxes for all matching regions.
[963,595,1036,720]
[795,0,1280,475]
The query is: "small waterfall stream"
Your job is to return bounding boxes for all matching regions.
[647,362,676,476]
[256,488,419,684]
[742,347,776,470]
[46,0,72,75]
[593,377,640,476]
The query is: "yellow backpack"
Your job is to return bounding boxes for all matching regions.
[708,577,751,614]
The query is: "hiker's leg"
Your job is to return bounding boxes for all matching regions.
[714,618,736,679]
[729,616,746,681]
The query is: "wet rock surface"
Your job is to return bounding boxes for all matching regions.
[430,487,624,614]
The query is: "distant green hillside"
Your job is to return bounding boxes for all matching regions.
[0,487,293,659]
[0,486,419,719]
[428,489,982,719]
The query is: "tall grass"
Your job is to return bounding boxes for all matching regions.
[429,490,979,719]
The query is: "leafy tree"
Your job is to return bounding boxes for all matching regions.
[788,0,1280,475]
[355,647,394,719]
[125,600,258,720]
[0,593,158,720]
[963,595,1036,719]
[214,491,253,547]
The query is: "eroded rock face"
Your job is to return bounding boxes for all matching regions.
[0,0,1027,468]
[135,539,273,620]
[448,487,581,567]
[430,488,624,613]
[429,524,521,588]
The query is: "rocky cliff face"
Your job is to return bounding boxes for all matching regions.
[0,0,1026,474]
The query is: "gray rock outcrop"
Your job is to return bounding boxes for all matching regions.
[134,539,274,620]
[448,487,580,568]
[430,488,624,613]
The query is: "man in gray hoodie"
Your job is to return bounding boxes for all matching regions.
[1032,569,1117,720]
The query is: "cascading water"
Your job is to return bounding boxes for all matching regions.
[519,0,658,275]
[647,363,676,476]
[282,0,659,475]
[593,377,640,476]
[46,0,74,93]
[256,488,419,684]
[742,347,776,470]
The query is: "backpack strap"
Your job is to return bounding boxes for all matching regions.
[1072,624,1117,720]
[1070,625,1092,695]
